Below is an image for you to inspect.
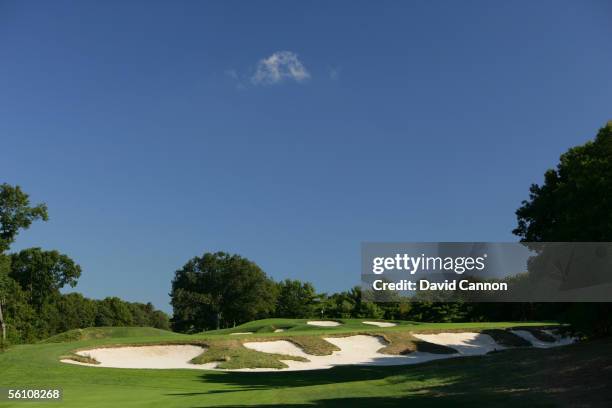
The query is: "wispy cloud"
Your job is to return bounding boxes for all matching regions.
[251,51,310,85]
[328,67,341,80]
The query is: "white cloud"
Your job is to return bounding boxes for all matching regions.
[251,51,310,85]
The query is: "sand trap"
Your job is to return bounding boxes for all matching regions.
[61,345,215,369]
[510,330,575,348]
[61,330,576,372]
[362,321,397,328]
[412,332,502,355]
[274,329,285,333]
[241,335,450,371]
[306,321,341,327]
[229,332,253,335]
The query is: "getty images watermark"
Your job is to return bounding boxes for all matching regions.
[361,242,612,302]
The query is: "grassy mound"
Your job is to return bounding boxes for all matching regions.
[512,326,557,342]
[60,353,100,365]
[41,327,178,343]
[481,329,532,347]
[190,339,308,369]
[377,331,458,355]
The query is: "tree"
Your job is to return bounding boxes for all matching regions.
[514,121,612,337]
[0,254,10,344]
[95,297,134,327]
[0,184,47,345]
[170,252,277,332]
[514,122,612,242]
[275,279,317,318]
[9,248,81,309]
[0,184,48,254]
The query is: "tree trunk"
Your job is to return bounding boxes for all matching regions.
[0,301,6,344]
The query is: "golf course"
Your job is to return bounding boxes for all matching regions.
[3,318,610,407]
[3,3,612,406]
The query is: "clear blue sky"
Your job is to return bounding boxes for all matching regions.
[2,1,611,313]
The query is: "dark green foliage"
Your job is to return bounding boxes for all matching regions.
[171,252,277,332]
[10,248,81,309]
[0,183,48,254]
[275,279,317,318]
[514,122,612,242]
[513,122,612,338]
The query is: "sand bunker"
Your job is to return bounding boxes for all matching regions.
[411,332,502,355]
[61,345,214,369]
[229,332,253,335]
[510,330,576,348]
[240,335,449,371]
[362,321,397,328]
[306,321,341,327]
[61,330,575,372]
[274,329,285,333]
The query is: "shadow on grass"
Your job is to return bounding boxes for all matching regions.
[167,338,612,407]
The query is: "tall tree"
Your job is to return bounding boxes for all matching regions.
[9,248,81,309]
[171,252,277,332]
[0,184,48,254]
[514,122,612,242]
[514,121,612,337]
[275,279,317,318]
[0,185,47,344]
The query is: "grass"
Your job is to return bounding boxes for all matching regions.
[189,338,308,369]
[60,352,100,365]
[1,319,598,407]
[41,327,178,343]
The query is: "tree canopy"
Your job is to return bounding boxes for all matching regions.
[10,248,82,308]
[513,121,612,337]
[171,252,277,332]
[0,184,48,253]
[514,122,612,242]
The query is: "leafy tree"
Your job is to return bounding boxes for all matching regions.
[171,252,277,332]
[0,184,47,345]
[95,297,135,327]
[56,293,97,332]
[9,248,81,309]
[514,121,612,337]
[275,279,317,318]
[0,184,48,254]
[514,122,612,241]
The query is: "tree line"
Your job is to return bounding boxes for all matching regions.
[0,184,169,346]
[170,122,612,338]
[2,121,611,344]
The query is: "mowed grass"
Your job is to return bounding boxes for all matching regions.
[1,319,603,408]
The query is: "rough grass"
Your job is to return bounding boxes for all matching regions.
[481,329,532,347]
[60,353,100,365]
[190,339,308,369]
[376,331,458,355]
[512,326,557,342]
[41,327,177,343]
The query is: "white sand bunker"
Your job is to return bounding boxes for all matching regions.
[274,329,285,333]
[61,345,213,369]
[229,332,253,335]
[412,332,502,355]
[510,330,576,348]
[62,330,576,372]
[306,321,341,327]
[362,321,397,328]
[240,335,450,371]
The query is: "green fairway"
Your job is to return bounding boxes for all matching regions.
[3,319,605,407]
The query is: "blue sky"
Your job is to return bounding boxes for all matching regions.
[1,1,611,312]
